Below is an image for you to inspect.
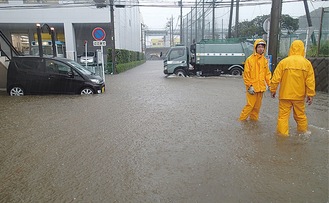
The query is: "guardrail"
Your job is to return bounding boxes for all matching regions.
[0,30,23,60]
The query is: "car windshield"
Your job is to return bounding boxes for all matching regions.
[66,60,93,75]
[82,52,95,57]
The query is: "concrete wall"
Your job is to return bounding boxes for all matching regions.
[0,58,8,89]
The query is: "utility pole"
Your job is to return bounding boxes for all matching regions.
[212,0,215,39]
[317,7,324,56]
[182,19,185,45]
[222,19,224,39]
[141,23,144,53]
[186,13,189,45]
[179,0,183,44]
[169,15,174,46]
[303,0,312,27]
[195,0,198,42]
[303,0,316,45]
[202,0,205,39]
[190,8,193,45]
[235,0,240,38]
[171,16,174,46]
[268,0,282,73]
[228,0,234,38]
[110,0,116,74]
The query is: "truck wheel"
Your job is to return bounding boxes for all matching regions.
[230,67,242,76]
[175,69,186,77]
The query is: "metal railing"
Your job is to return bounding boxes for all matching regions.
[0,30,23,61]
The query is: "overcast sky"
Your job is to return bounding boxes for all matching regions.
[140,0,329,30]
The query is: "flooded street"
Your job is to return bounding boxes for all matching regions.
[0,60,328,202]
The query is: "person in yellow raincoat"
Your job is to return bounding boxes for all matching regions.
[239,39,271,121]
[270,40,315,136]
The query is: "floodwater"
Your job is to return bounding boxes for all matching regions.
[0,61,328,202]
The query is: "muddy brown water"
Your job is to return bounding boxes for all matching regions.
[0,61,328,202]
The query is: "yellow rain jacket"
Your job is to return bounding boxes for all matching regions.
[239,39,271,121]
[270,40,316,100]
[243,39,271,92]
[270,40,316,135]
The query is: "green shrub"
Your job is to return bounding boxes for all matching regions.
[114,60,146,73]
[307,40,329,57]
[320,40,329,56]
[107,48,145,73]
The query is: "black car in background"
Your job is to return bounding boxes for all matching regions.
[7,56,105,96]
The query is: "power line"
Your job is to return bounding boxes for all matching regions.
[0,0,304,9]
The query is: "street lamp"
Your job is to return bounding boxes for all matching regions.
[50,27,57,57]
[36,24,43,57]
[36,23,56,57]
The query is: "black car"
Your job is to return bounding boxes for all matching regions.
[7,56,105,96]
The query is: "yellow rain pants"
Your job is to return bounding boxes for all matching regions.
[277,99,308,135]
[239,92,263,121]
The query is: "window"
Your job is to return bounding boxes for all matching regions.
[169,48,185,60]
[11,34,30,55]
[19,58,43,71]
[46,59,71,75]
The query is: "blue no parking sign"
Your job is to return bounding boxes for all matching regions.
[92,27,106,41]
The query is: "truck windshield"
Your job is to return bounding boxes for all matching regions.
[169,48,185,60]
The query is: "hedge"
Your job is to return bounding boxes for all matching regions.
[107,48,145,73]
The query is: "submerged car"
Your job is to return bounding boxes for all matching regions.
[7,56,105,96]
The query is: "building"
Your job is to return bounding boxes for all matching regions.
[150,38,164,47]
[0,0,142,64]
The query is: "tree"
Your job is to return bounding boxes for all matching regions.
[236,20,259,37]
[281,14,299,34]
[232,14,299,38]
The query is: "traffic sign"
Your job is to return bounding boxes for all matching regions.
[93,41,106,46]
[92,27,106,41]
[263,18,270,33]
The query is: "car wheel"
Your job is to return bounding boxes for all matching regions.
[80,87,94,95]
[230,67,242,75]
[175,69,186,77]
[9,86,24,96]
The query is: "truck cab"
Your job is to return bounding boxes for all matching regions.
[163,45,189,76]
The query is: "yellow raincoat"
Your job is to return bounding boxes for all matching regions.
[239,39,272,121]
[270,40,315,135]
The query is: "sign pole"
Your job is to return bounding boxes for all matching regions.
[101,45,105,83]
[84,40,88,69]
[91,27,106,82]
[266,22,270,56]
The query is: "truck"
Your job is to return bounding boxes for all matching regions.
[163,39,254,77]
